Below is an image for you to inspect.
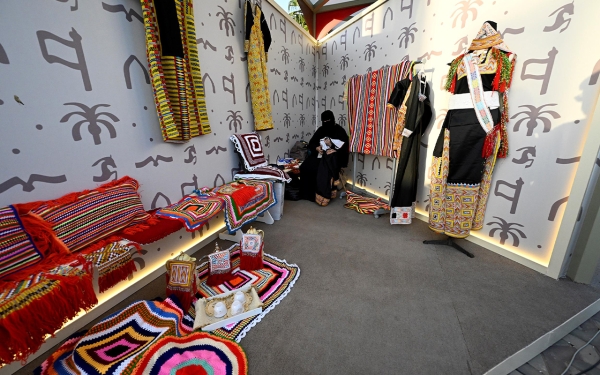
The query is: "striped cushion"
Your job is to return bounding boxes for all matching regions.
[32,178,151,253]
[0,206,42,278]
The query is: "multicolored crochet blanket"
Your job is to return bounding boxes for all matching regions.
[191,246,300,342]
[196,180,276,233]
[156,195,224,232]
[35,298,248,375]
[344,190,390,215]
[83,241,138,293]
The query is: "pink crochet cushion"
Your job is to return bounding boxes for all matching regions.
[230,133,268,171]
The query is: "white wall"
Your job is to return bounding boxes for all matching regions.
[317,0,600,270]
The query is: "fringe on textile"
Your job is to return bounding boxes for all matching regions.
[98,259,137,293]
[0,271,97,366]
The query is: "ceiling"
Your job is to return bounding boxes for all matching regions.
[299,0,376,13]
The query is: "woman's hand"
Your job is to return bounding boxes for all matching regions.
[316,145,323,154]
[326,149,336,155]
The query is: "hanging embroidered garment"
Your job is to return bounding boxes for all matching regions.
[387,73,432,225]
[245,0,273,131]
[346,61,412,157]
[428,21,517,238]
[140,0,211,143]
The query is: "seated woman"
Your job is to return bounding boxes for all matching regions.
[299,110,349,206]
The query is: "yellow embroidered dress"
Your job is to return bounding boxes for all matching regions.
[244,0,274,131]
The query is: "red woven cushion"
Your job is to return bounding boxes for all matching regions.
[0,206,43,279]
[30,177,152,253]
[230,133,267,171]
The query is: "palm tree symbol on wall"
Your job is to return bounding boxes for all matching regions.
[356,172,368,187]
[364,42,377,61]
[511,104,560,136]
[281,46,290,64]
[299,114,306,127]
[487,217,527,247]
[226,110,243,132]
[217,6,236,36]
[283,113,291,128]
[340,54,349,70]
[61,102,119,145]
[338,113,347,127]
[298,57,305,72]
[398,22,418,48]
[322,63,330,77]
[451,0,482,29]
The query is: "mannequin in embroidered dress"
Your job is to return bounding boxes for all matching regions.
[427,21,517,245]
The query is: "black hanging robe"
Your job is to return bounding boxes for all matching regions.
[387,76,432,224]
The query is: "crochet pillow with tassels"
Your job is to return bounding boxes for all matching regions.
[17,176,155,254]
[230,133,268,171]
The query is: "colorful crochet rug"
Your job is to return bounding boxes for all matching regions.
[344,190,390,215]
[196,180,276,234]
[34,297,195,375]
[156,195,224,232]
[191,246,300,342]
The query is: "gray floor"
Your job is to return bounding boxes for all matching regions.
[17,197,600,374]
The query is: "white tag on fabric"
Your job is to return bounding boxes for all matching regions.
[402,128,413,137]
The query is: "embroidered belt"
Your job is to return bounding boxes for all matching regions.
[448,91,499,110]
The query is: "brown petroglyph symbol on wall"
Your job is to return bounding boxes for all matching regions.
[501,27,525,38]
[299,114,306,127]
[280,19,287,43]
[291,30,296,45]
[272,90,280,104]
[227,110,243,132]
[135,155,174,168]
[322,63,330,77]
[357,172,368,187]
[544,2,574,33]
[292,134,299,140]
[312,114,316,126]
[384,181,391,195]
[298,57,305,72]
[357,154,365,169]
[556,156,581,164]
[298,34,303,49]
[383,7,393,29]
[398,23,418,48]
[197,38,217,51]
[418,50,442,62]
[92,156,118,182]
[284,70,288,82]
[590,59,600,85]
[321,96,327,110]
[184,145,197,165]
[56,0,78,11]
[273,136,283,143]
[311,65,317,78]
[217,6,236,36]
[520,47,558,95]
[338,114,346,127]
[548,196,569,221]
[206,146,228,155]
[222,73,236,104]
[225,46,235,64]
[330,97,336,108]
[435,110,448,129]
[0,43,9,64]
[512,146,536,168]
[286,133,290,143]
[0,174,67,195]
[269,68,281,75]
[451,0,482,29]
[386,158,394,170]
[281,46,290,64]
[340,55,349,71]
[203,73,216,93]
[292,94,297,107]
[61,103,119,145]
[353,27,361,44]
[123,55,150,89]
[282,89,289,109]
[452,36,468,56]
[299,94,304,109]
[487,217,526,247]
[213,174,225,189]
[338,94,345,111]
[181,174,198,197]
[283,113,291,128]
[102,3,142,22]
[364,42,377,61]
[364,12,375,38]
[270,13,277,30]
[128,250,149,279]
[151,192,171,209]
[37,28,91,91]
[511,103,560,135]
[494,178,524,214]
[372,157,380,170]
[340,29,347,51]
[400,0,414,19]
[331,41,338,56]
